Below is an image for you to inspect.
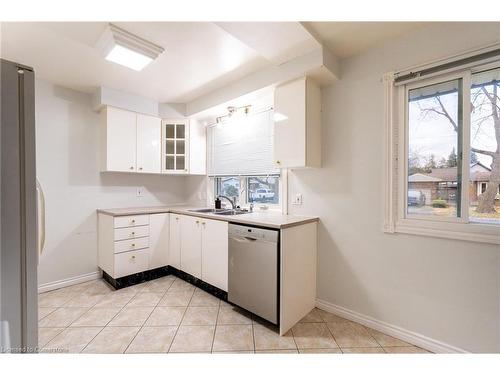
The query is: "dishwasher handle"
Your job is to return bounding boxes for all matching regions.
[230,235,258,243]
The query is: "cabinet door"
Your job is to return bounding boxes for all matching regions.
[162,119,189,174]
[180,215,202,278]
[149,213,169,269]
[169,214,181,269]
[201,218,228,291]
[274,78,306,168]
[137,114,161,173]
[189,120,206,175]
[105,106,137,172]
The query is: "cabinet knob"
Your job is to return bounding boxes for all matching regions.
[130,166,134,170]
[131,219,135,223]
[175,217,179,220]
[202,222,206,225]
[196,220,200,224]
[131,232,135,236]
[131,243,135,247]
[131,255,136,259]
[139,167,143,170]
[276,160,281,165]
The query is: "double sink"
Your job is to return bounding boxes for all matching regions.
[188,208,249,216]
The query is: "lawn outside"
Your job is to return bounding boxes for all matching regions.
[407,204,500,224]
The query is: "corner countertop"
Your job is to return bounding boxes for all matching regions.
[97,206,318,229]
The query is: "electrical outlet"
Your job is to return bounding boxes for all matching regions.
[292,193,303,205]
[136,187,144,197]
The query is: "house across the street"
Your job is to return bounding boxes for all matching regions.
[408,162,500,206]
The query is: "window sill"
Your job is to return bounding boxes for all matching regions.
[390,218,500,245]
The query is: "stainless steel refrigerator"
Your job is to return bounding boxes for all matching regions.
[0,59,38,352]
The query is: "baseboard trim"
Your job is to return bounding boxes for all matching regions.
[38,271,102,293]
[316,298,468,354]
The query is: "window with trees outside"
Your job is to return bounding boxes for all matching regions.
[214,175,280,209]
[406,67,500,226]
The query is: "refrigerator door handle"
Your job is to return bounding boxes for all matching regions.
[36,179,46,259]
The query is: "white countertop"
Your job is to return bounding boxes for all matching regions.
[97,206,318,229]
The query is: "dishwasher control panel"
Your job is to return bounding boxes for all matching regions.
[228,224,279,242]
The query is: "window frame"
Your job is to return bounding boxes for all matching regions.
[384,62,500,245]
[210,174,282,211]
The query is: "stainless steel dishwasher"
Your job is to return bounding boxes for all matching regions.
[228,224,279,324]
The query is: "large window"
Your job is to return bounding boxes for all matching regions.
[405,68,499,226]
[385,58,500,243]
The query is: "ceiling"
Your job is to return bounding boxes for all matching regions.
[303,22,425,58]
[1,22,427,104]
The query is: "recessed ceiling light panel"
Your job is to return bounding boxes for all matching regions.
[96,23,164,71]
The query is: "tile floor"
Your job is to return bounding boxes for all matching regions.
[38,275,430,354]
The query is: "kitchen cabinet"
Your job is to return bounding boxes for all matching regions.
[274,76,321,168]
[101,106,161,173]
[136,113,161,173]
[179,215,202,278]
[169,214,182,269]
[178,214,228,291]
[201,219,228,291]
[162,119,189,174]
[149,213,169,269]
[98,213,169,279]
[101,106,137,172]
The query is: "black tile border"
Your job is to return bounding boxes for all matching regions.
[102,266,169,290]
[169,267,228,301]
[102,266,227,301]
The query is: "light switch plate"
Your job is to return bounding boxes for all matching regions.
[292,193,303,205]
[136,187,144,197]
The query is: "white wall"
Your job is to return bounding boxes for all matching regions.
[35,80,188,287]
[287,23,500,353]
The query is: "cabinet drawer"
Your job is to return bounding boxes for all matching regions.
[114,237,149,254]
[114,215,149,229]
[114,225,149,241]
[114,249,149,278]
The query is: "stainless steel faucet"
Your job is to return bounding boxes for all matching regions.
[218,195,236,209]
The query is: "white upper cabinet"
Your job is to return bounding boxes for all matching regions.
[188,119,207,175]
[162,119,189,174]
[101,106,204,175]
[274,77,321,168]
[101,106,137,172]
[136,114,161,174]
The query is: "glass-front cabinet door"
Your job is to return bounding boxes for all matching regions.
[162,119,189,173]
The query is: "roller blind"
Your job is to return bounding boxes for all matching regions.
[207,109,279,176]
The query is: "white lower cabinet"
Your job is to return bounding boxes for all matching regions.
[98,213,169,279]
[169,214,182,269]
[99,212,229,291]
[177,214,229,291]
[149,213,169,270]
[180,215,202,278]
[201,219,228,291]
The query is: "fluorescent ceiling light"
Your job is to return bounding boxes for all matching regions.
[105,45,153,71]
[96,23,164,71]
[274,112,288,122]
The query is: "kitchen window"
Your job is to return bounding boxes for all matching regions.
[213,175,281,209]
[207,109,282,210]
[384,48,500,244]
